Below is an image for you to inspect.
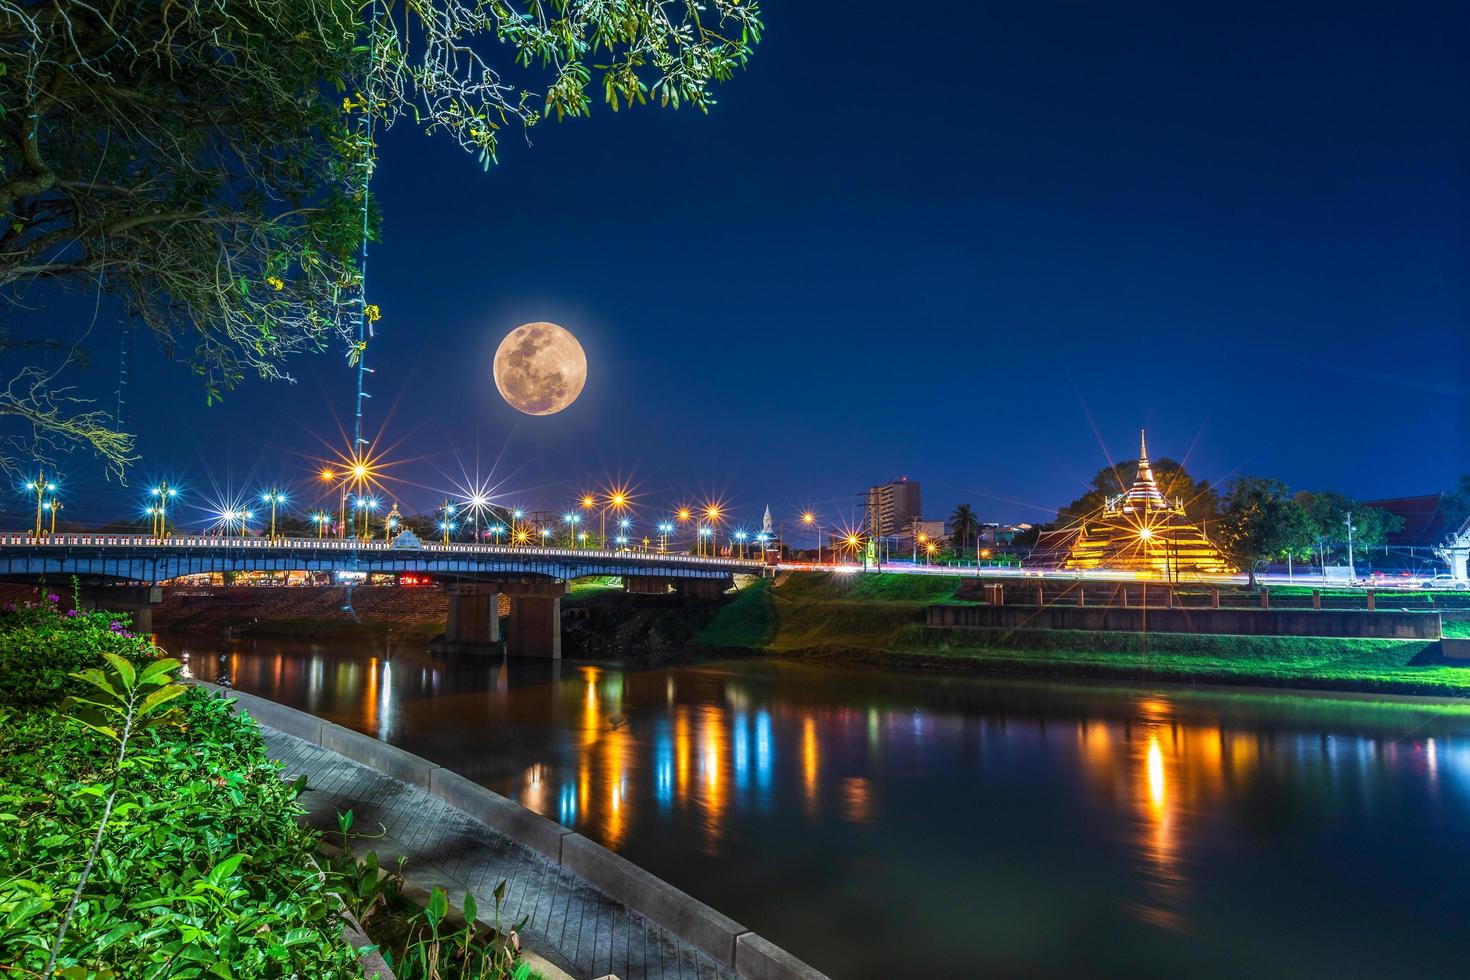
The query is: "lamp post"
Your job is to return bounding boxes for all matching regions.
[439,500,456,544]
[618,517,632,552]
[801,512,820,564]
[147,482,177,537]
[24,471,52,538]
[262,488,285,540]
[44,497,62,535]
[703,504,722,557]
[563,512,580,547]
[734,530,747,559]
[657,522,673,554]
[1346,511,1357,583]
[310,511,329,538]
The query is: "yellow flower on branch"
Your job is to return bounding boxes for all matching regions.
[266,276,284,291]
[363,304,382,323]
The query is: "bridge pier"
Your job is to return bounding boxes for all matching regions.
[508,595,562,659]
[623,575,674,595]
[76,585,162,633]
[678,577,731,599]
[433,580,568,659]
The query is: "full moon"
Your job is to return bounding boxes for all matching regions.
[492,322,587,416]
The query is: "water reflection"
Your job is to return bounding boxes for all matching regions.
[164,631,1470,978]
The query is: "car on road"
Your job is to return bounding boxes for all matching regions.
[1421,574,1469,591]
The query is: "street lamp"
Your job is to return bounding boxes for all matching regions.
[261,488,286,540]
[43,497,62,535]
[563,512,581,547]
[310,510,330,538]
[702,504,722,557]
[657,522,673,554]
[439,500,457,544]
[147,482,177,537]
[734,530,747,559]
[354,496,379,539]
[801,511,820,564]
[24,471,53,538]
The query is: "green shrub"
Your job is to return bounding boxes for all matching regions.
[0,599,360,977]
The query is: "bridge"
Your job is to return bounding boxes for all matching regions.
[0,533,768,657]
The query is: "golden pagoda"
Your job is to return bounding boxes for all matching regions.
[1063,431,1234,576]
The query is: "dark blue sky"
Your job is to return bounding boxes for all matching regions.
[18,0,1469,531]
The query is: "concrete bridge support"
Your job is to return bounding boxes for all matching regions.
[444,585,501,648]
[434,581,568,659]
[77,585,162,633]
[508,595,561,659]
[678,576,732,599]
[623,575,674,595]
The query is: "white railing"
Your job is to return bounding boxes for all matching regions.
[0,532,766,567]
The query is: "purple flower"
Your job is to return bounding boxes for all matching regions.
[65,609,78,618]
[46,593,60,603]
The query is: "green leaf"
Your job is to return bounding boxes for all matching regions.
[139,683,189,718]
[207,852,246,885]
[425,886,447,930]
[138,658,181,685]
[101,652,136,689]
[463,890,477,924]
[70,668,118,699]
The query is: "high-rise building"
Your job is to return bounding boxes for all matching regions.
[866,478,922,538]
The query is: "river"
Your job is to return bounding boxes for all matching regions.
[164,632,1470,978]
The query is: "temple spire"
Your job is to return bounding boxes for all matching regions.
[1124,428,1166,510]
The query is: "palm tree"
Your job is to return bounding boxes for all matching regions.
[950,503,980,557]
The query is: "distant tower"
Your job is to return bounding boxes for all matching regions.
[761,506,774,539]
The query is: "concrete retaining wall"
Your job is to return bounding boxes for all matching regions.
[190,681,828,980]
[927,603,1441,639]
[1442,638,1470,660]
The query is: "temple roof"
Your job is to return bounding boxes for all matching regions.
[1362,493,1452,547]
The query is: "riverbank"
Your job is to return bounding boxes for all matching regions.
[697,574,1470,697]
[154,584,448,641]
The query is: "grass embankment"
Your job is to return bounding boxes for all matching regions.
[699,573,1470,697]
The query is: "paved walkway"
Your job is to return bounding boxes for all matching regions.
[265,729,734,980]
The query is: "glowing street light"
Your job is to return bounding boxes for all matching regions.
[657,521,674,553]
[801,511,821,564]
[734,529,748,559]
[353,495,380,539]
[146,482,178,537]
[439,500,457,544]
[309,510,331,538]
[43,497,62,535]
[261,488,287,540]
[24,471,53,538]
[562,511,581,547]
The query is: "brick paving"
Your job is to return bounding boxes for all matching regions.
[264,729,734,980]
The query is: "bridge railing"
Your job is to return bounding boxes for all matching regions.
[0,532,766,568]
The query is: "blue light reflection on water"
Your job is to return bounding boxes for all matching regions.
[176,634,1470,979]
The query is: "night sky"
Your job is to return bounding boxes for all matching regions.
[13,1,1468,532]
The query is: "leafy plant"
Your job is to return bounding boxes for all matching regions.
[0,605,361,976]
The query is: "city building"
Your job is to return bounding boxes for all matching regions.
[865,477,921,538]
[1061,431,1233,577]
